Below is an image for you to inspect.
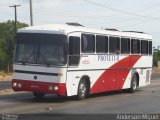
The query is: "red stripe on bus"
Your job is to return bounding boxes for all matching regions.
[90,55,141,94]
[12,79,66,96]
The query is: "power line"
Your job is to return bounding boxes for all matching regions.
[84,0,160,20]
[0,0,158,28]
[118,19,154,29]
[0,1,156,22]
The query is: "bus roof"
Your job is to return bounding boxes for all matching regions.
[18,24,152,40]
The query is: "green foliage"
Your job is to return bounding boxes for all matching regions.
[0,20,28,72]
[153,51,160,67]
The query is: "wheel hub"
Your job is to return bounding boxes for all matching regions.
[79,83,86,96]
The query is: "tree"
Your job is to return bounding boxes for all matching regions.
[0,20,28,72]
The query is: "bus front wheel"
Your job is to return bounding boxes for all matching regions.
[33,92,45,99]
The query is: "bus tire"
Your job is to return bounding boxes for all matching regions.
[33,92,45,99]
[77,79,87,100]
[129,74,138,93]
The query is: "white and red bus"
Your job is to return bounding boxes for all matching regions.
[12,23,152,100]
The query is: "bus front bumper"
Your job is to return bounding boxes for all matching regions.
[12,79,66,96]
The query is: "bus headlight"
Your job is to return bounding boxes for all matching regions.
[54,86,59,91]
[13,82,17,87]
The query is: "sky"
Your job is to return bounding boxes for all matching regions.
[0,0,160,47]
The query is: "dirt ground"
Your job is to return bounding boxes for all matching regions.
[0,75,12,81]
[153,67,160,72]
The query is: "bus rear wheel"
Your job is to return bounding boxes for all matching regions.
[129,74,138,93]
[33,92,45,99]
[77,79,87,100]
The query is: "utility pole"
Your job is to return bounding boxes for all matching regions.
[29,0,33,26]
[9,4,21,35]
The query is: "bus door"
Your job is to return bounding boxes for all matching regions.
[67,36,80,96]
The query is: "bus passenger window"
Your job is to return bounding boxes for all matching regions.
[96,35,108,53]
[141,40,148,54]
[149,41,152,55]
[131,39,140,54]
[109,36,120,54]
[81,34,95,53]
[121,38,130,54]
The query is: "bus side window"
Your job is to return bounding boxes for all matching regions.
[149,41,152,55]
[109,36,120,54]
[96,35,108,53]
[131,39,140,54]
[69,36,80,66]
[141,40,148,54]
[81,34,95,53]
[121,38,130,54]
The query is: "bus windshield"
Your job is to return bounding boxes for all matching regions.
[14,33,68,66]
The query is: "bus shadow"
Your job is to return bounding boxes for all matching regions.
[32,95,68,103]
[31,91,125,103]
[32,89,143,103]
[89,89,143,98]
[87,89,142,99]
[0,89,143,104]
